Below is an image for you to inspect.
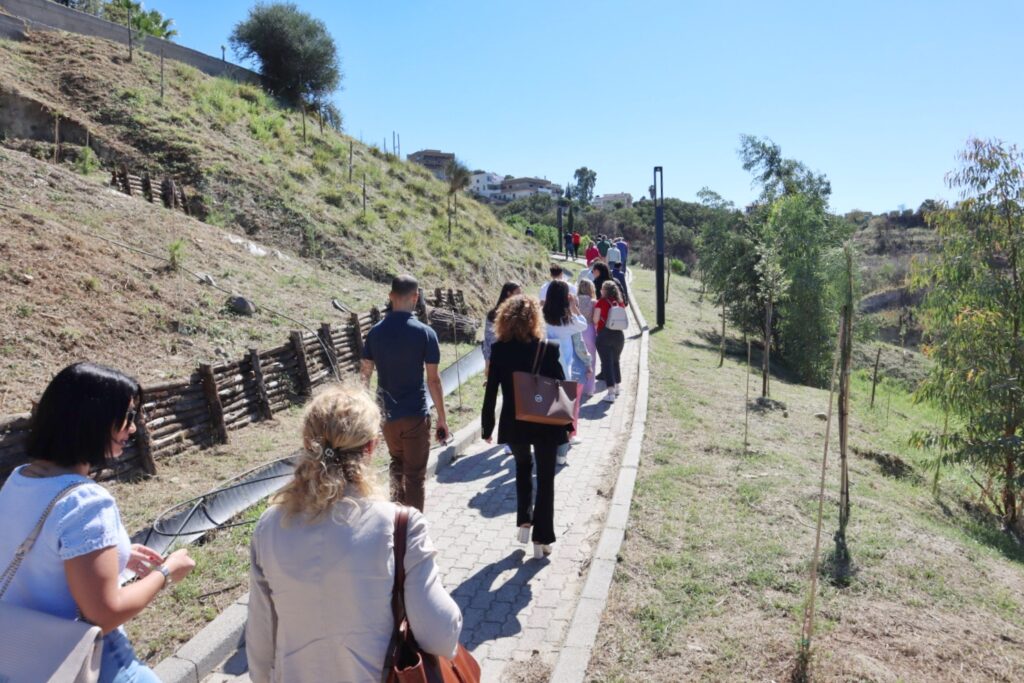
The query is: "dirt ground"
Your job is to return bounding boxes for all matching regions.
[587,271,1024,682]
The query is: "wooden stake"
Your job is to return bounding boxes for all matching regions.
[249,348,273,420]
[289,331,312,396]
[744,336,751,451]
[319,323,338,379]
[160,48,165,102]
[349,140,353,183]
[53,115,60,163]
[199,364,229,445]
[134,411,157,476]
[718,300,726,368]
[869,346,882,408]
[349,312,364,360]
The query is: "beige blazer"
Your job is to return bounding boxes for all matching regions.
[246,496,462,683]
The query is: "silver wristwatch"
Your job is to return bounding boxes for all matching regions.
[155,564,172,589]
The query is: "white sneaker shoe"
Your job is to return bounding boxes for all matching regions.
[533,543,552,559]
[569,436,582,445]
[602,391,616,403]
[516,526,531,544]
[556,453,568,465]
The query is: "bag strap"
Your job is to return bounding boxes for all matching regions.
[382,505,411,682]
[0,480,91,600]
[530,339,545,376]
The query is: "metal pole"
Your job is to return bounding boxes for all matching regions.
[556,204,564,256]
[654,166,666,328]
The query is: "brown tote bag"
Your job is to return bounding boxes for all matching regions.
[512,340,578,426]
[384,507,480,683]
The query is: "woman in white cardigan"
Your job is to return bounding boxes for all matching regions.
[246,384,462,683]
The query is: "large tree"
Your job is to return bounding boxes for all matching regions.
[572,167,597,206]
[230,2,341,108]
[913,138,1024,533]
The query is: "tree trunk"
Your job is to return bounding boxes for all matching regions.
[1004,445,1018,530]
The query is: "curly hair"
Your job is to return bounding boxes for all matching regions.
[494,294,544,343]
[275,382,384,521]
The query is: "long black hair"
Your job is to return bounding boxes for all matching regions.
[487,281,522,322]
[542,280,572,326]
[27,362,141,469]
[591,261,611,297]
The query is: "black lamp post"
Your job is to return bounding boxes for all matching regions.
[654,166,665,328]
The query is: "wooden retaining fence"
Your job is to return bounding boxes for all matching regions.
[0,293,475,485]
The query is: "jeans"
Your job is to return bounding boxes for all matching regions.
[382,415,431,512]
[100,629,160,683]
[509,443,557,545]
[596,328,625,387]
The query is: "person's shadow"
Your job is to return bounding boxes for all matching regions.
[451,550,546,650]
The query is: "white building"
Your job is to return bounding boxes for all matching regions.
[593,192,634,210]
[469,172,504,199]
[493,177,563,203]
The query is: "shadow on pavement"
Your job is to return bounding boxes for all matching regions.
[437,444,508,485]
[451,549,546,651]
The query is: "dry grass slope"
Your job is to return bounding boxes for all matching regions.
[588,270,1024,682]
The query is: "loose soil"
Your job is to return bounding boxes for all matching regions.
[587,271,1024,682]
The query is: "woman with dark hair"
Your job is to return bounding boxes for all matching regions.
[594,281,628,403]
[483,281,522,372]
[591,261,612,300]
[0,362,195,683]
[482,296,570,559]
[542,280,588,461]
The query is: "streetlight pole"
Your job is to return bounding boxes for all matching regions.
[654,166,665,328]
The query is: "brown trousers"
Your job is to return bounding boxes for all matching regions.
[381,415,431,512]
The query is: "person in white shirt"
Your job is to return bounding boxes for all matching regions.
[247,384,462,683]
[539,264,577,304]
[606,243,622,268]
[542,280,588,463]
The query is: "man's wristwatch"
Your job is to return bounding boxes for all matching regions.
[155,564,172,589]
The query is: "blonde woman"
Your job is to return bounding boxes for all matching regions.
[576,279,598,396]
[246,384,462,683]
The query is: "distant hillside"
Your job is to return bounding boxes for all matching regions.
[0,29,546,306]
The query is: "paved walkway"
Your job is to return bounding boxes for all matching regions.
[206,302,640,681]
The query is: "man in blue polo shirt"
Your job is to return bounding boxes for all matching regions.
[361,274,448,512]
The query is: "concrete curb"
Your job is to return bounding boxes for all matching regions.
[549,284,651,681]
[152,417,486,683]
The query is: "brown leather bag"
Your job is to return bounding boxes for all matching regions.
[512,340,578,426]
[384,508,480,683]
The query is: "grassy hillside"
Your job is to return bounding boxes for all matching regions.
[588,272,1024,681]
[0,30,549,410]
[0,29,546,305]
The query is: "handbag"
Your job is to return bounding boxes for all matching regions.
[512,340,578,426]
[383,507,480,683]
[0,481,103,683]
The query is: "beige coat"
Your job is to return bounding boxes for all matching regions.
[246,496,462,683]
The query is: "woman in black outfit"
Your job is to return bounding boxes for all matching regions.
[591,261,612,300]
[482,295,570,560]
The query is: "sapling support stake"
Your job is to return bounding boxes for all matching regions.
[797,317,845,674]
[869,346,882,408]
[718,300,726,368]
[744,336,751,452]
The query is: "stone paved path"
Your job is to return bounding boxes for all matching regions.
[206,304,640,682]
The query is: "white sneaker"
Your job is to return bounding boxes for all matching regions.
[533,543,552,559]
[556,453,568,465]
[516,526,531,544]
[602,391,616,403]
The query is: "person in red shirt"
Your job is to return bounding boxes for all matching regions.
[571,231,581,258]
[593,280,626,403]
[584,239,600,266]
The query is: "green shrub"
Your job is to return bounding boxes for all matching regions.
[73,147,100,175]
[167,239,186,270]
[669,258,689,276]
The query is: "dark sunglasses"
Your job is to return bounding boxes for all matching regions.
[121,408,138,429]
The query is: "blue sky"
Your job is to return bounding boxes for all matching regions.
[164,0,1024,214]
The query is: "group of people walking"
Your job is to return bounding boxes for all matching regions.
[481,253,629,562]
[0,263,629,682]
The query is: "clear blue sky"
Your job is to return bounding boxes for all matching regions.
[164,0,1024,214]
